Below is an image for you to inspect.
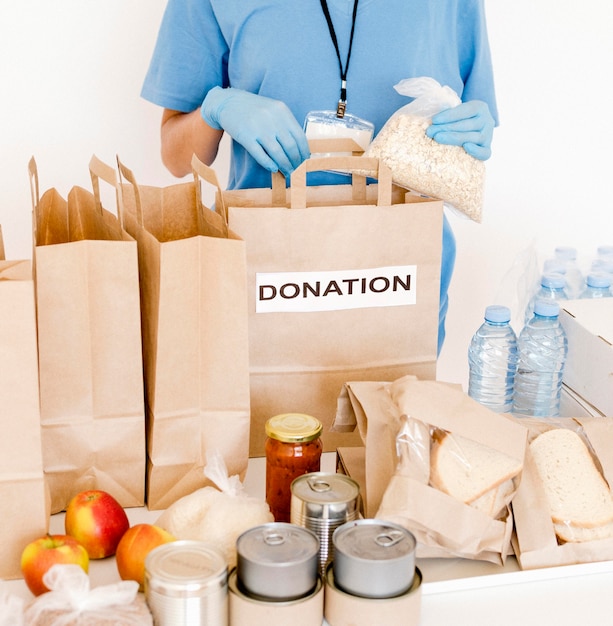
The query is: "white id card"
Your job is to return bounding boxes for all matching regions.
[304,110,374,156]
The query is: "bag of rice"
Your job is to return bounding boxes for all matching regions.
[155,451,273,569]
[363,76,486,222]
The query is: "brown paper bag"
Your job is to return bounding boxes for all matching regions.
[511,417,613,570]
[336,376,528,564]
[0,257,49,578]
[29,158,146,513]
[212,152,443,456]
[113,156,250,510]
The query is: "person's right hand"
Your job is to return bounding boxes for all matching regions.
[201,87,310,176]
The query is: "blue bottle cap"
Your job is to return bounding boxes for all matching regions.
[597,244,613,258]
[586,272,611,288]
[484,305,511,323]
[533,300,560,317]
[541,273,566,289]
[592,259,613,274]
[554,246,577,261]
[543,259,567,275]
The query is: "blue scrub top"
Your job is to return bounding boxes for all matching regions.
[141,0,499,351]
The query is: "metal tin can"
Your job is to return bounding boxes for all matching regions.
[144,540,228,626]
[236,522,320,601]
[265,413,323,523]
[332,519,416,599]
[290,472,360,575]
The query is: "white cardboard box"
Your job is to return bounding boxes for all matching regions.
[560,298,613,416]
[560,384,605,418]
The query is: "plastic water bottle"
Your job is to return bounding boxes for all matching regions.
[468,305,518,413]
[591,257,613,279]
[524,272,568,324]
[542,259,567,277]
[579,272,612,298]
[512,300,568,417]
[554,246,584,298]
[596,244,613,260]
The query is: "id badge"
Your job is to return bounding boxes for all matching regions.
[304,110,374,156]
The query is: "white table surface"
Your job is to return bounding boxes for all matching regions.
[5,452,613,625]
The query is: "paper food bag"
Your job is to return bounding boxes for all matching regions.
[336,375,528,564]
[29,158,146,513]
[511,416,613,570]
[0,258,49,578]
[114,156,250,510]
[212,150,443,456]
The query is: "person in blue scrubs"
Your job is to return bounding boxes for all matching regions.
[142,0,498,353]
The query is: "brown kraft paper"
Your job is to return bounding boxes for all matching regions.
[0,257,49,578]
[208,145,443,456]
[29,158,146,513]
[511,416,613,570]
[114,156,250,510]
[336,375,528,564]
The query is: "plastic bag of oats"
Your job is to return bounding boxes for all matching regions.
[363,76,486,222]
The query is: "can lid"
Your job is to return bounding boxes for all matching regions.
[265,413,323,443]
[145,540,227,593]
[291,472,360,507]
[333,520,416,562]
[237,522,319,564]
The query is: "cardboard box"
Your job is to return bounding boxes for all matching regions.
[560,299,613,416]
[560,384,605,418]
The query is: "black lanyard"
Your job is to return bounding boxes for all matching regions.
[319,0,359,118]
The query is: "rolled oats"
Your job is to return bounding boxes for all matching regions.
[364,113,485,222]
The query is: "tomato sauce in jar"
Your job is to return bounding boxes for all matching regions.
[265,413,323,523]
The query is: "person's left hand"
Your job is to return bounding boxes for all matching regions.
[425,100,494,161]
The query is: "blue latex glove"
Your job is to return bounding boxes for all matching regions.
[201,86,310,176]
[425,100,494,161]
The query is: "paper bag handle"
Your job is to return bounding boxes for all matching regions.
[28,156,41,244]
[28,156,40,211]
[115,157,145,228]
[190,153,230,230]
[89,154,125,225]
[28,156,71,246]
[289,156,392,209]
[269,138,366,207]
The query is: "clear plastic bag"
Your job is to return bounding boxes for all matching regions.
[24,565,150,626]
[155,451,273,569]
[0,582,24,626]
[364,76,486,222]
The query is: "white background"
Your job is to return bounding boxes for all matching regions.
[1,1,611,387]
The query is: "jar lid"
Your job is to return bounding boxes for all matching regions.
[265,413,323,443]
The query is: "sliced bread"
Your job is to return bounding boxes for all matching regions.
[554,520,613,543]
[470,478,515,519]
[530,428,613,530]
[430,431,522,505]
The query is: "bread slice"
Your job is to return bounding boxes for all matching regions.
[554,520,613,543]
[530,428,613,531]
[430,431,522,505]
[470,478,514,518]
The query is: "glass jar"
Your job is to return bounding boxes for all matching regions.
[265,413,323,523]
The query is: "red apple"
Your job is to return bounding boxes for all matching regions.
[21,534,89,596]
[115,523,175,590]
[64,490,130,559]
